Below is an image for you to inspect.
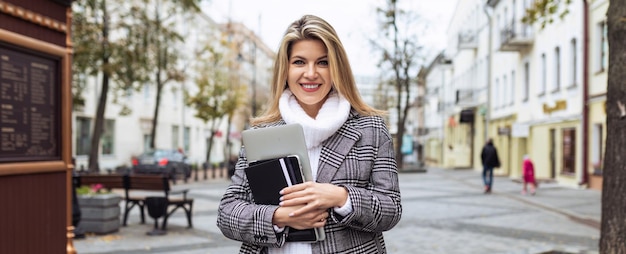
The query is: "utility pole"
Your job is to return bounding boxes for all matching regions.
[483,4,493,143]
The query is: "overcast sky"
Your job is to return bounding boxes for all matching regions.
[201,0,458,76]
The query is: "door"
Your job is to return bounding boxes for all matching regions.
[562,128,576,175]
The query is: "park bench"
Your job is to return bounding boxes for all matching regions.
[74,173,194,229]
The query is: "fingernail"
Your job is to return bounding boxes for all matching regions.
[279,202,283,206]
[288,213,294,217]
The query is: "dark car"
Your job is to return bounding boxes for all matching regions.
[131,149,191,183]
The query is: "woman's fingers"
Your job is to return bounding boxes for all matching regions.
[286,209,329,229]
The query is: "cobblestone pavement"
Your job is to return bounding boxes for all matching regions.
[73,167,601,254]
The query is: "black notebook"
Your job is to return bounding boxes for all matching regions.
[245,156,304,205]
[244,155,321,242]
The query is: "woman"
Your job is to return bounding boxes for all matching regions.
[217,14,402,254]
[522,155,537,195]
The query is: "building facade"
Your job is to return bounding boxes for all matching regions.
[421,0,607,189]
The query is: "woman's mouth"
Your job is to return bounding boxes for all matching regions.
[301,83,320,91]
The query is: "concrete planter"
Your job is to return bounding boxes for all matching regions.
[77,193,122,234]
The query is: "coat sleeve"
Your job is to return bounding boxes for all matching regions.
[332,126,402,233]
[216,148,286,248]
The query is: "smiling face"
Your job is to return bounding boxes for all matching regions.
[287,39,333,118]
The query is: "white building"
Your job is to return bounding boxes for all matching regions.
[422,0,591,187]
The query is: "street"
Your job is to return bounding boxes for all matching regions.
[74,167,600,254]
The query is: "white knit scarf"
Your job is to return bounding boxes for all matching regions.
[279,89,351,150]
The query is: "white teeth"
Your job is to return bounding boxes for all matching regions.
[302,84,318,89]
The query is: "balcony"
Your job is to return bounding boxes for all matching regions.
[458,30,478,50]
[498,21,534,52]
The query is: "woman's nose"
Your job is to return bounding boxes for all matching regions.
[304,64,317,78]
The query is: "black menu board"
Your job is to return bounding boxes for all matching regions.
[0,43,61,162]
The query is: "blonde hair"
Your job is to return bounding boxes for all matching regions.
[251,14,385,125]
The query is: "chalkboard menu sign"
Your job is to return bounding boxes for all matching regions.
[0,43,61,162]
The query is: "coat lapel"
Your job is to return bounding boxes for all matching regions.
[315,112,361,183]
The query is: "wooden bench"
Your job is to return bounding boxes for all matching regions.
[74,174,194,229]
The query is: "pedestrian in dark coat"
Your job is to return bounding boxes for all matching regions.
[480,138,500,193]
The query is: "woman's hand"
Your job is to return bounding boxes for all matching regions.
[279,182,348,217]
[272,205,328,230]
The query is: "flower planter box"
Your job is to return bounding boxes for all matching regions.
[589,174,603,191]
[77,193,122,234]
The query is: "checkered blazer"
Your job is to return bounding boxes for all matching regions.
[217,110,402,254]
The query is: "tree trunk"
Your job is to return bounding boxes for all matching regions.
[149,4,163,150]
[205,133,214,164]
[150,72,163,150]
[205,119,220,163]
[600,1,626,252]
[88,1,110,172]
[88,70,109,172]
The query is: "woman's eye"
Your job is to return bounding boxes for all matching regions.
[318,60,329,66]
[293,60,304,65]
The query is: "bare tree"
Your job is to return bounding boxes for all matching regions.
[372,0,424,167]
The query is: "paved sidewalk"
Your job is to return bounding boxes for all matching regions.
[73,167,601,254]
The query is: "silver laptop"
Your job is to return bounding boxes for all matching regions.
[242,123,313,182]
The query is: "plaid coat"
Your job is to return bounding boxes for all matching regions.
[217,111,402,254]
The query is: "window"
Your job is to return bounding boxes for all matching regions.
[498,75,509,108]
[522,0,533,37]
[510,70,515,106]
[172,125,179,149]
[143,134,152,152]
[76,117,91,156]
[143,83,150,100]
[570,38,577,87]
[172,87,179,107]
[591,123,604,174]
[540,53,546,95]
[597,21,608,72]
[553,46,561,92]
[184,127,190,154]
[494,78,499,109]
[101,119,115,155]
[523,62,529,102]
[562,128,576,175]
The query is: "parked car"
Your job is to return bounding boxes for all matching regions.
[131,149,191,183]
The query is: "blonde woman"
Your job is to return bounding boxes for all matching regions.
[217,14,402,254]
